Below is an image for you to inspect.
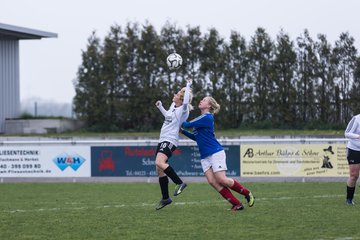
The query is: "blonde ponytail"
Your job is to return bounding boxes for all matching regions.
[207,96,220,114]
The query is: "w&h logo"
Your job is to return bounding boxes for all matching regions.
[53,153,86,171]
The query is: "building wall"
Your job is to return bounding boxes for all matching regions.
[0,40,20,133]
[4,119,85,134]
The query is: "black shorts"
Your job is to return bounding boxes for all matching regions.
[156,141,176,159]
[347,148,360,165]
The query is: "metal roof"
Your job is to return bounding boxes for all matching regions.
[0,23,57,40]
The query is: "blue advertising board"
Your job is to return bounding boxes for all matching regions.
[91,145,240,177]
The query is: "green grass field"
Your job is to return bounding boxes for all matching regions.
[0,182,359,240]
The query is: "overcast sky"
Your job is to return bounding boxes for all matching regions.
[1,0,360,104]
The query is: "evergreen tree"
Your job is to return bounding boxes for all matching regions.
[183,26,204,112]
[272,30,297,127]
[349,57,360,114]
[114,22,142,130]
[223,31,248,128]
[333,32,358,123]
[73,32,107,130]
[314,34,338,124]
[296,29,318,124]
[136,23,163,130]
[102,25,123,130]
[247,27,274,123]
[200,28,226,126]
[200,28,225,93]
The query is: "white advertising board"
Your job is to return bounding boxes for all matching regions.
[0,146,90,177]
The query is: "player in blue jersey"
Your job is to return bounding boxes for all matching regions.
[344,114,360,205]
[181,96,255,211]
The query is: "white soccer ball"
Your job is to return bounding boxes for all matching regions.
[166,53,183,70]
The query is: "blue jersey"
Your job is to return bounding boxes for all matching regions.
[181,113,224,159]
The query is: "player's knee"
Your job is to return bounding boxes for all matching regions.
[155,159,167,170]
[217,177,229,187]
[350,174,359,182]
[155,161,163,169]
[207,178,217,187]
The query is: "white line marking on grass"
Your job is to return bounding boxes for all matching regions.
[1,194,345,214]
[334,237,354,240]
[258,194,344,201]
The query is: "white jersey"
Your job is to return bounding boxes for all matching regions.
[345,114,360,151]
[157,82,191,147]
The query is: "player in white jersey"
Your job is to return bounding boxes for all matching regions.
[344,114,360,205]
[154,78,193,210]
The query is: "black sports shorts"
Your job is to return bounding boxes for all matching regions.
[156,141,176,159]
[347,148,360,165]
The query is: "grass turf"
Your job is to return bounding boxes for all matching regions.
[0,182,359,240]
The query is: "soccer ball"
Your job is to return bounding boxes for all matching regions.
[166,53,183,70]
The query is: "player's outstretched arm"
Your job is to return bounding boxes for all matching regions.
[182,78,192,110]
[180,127,195,140]
[155,100,167,117]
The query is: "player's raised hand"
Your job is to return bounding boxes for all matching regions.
[155,100,162,107]
[186,77,193,85]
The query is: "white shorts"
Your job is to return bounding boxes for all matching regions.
[201,150,228,173]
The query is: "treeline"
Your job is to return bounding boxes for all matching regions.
[73,22,360,131]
